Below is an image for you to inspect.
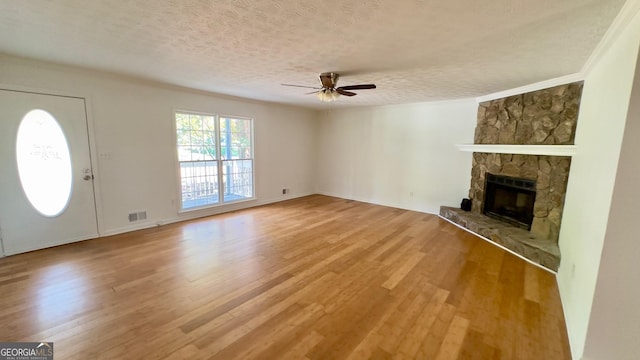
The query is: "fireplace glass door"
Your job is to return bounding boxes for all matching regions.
[483,174,536,230]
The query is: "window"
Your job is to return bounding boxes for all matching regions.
[175,111,254,211]
[16,109,73,217]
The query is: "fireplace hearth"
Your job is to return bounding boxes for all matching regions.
[483,174,536,230]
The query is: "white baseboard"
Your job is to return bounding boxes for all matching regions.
[99,192,314,237]
[315,190,441,215]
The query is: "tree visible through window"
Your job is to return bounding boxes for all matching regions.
[176,111,254,210]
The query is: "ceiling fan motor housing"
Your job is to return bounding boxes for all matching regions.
[320,72,339,89]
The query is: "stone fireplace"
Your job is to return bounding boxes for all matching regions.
[440,82,582,271]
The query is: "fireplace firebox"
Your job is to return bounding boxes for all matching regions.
[483,174,536,230]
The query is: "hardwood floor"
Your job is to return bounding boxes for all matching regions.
[0,195,571,359]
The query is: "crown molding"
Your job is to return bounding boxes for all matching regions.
[582,0,640,75]
[475,73,584,103]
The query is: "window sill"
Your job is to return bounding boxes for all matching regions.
[178,196,257,214]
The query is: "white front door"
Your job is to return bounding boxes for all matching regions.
[0,89,98,255]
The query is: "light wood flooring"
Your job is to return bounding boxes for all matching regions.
[0,195,571,359]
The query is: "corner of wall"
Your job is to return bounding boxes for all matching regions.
[581,0,640,75]
[556,3,640,359]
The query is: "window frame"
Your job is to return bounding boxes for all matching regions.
[173,110,256,213]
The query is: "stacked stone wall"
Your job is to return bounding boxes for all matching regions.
[475,82,582,145]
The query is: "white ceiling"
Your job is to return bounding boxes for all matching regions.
[0,0,627,109]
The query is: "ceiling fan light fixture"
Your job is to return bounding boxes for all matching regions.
[317,88,340,102]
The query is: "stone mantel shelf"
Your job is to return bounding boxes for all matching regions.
[456,144,577,157]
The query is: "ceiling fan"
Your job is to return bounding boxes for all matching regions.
[282,72,376,102]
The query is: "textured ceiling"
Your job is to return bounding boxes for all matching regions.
[0,0,627,109]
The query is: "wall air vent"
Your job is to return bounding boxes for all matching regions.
[128,211,147,222]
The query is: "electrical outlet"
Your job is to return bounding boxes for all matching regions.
[282,188,290,195]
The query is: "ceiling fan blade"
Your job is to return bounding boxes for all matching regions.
[281,84,321,89]
[336,89,357,97]
[337,84,376,91]
[305,90,320,95]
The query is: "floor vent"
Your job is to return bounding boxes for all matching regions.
[128,211,147,222]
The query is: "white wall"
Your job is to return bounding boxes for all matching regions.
[556,8,640,359]
[581,47,640,360]
[0,54,317,236]
[315,100,477,214]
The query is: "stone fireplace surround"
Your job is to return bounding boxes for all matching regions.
[440,82,583,272]
[471,153,571,242]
